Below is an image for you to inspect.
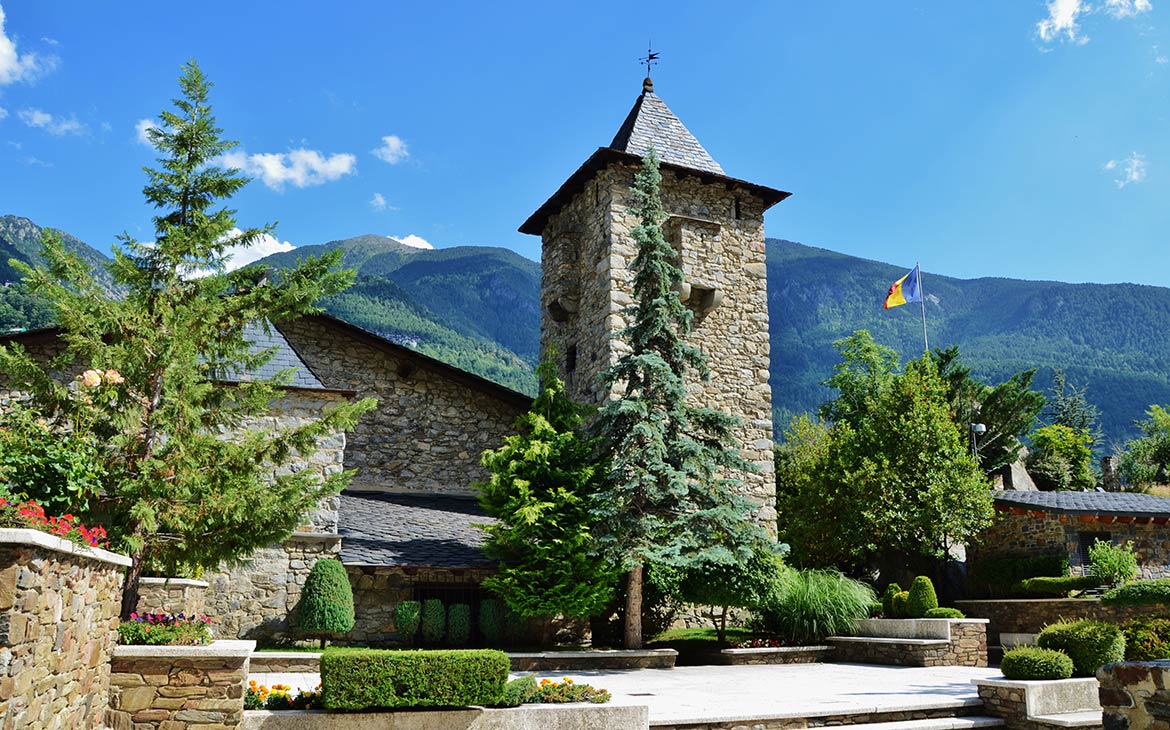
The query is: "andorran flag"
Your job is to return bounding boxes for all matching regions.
[883,265,922,310]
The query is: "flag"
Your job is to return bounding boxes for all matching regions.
[884,265,922,310]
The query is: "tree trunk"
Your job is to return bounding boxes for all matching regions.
[624,565,643,649]
[718,605,729,644]
[120,552,145,620]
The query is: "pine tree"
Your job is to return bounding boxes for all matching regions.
[0,61,376,618]
[477,361,617,623]
[592,148,765,649]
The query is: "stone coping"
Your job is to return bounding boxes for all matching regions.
[240,702,650,729]
[721,645,831,655]
[828,636,951,646]
[974,677,1100,718]
[139,576,210,588]
[855,618,989,641]
[508,648,677,659]
[114,638,257,659]
[289,531,342,542]
[973,677,1099,690]
[957,599,1097,604]
[0,527,132,567]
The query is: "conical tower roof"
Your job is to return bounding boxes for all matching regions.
[608,77,725,175]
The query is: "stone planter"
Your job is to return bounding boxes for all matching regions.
[973,676,1101,729]
[241,703,649,730]
[827,618,988,667]
[136,576,210,617]
[720,645,832,665]
[106,639,255,730]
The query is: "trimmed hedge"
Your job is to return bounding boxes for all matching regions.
[320,648,509,710]
[1121,617,1170,661]
[479,599,504,646]
[907,576,939,618]
[1036,620,1125,677]
[421,599,445,645]
[395,601,421,642]
[924,607,965,619]
[298,559,355,646]
[1101,578,1170,607]
[447,604,471,647]
[968,554,1069,598]
[1019,575,1104,595]
[1001,647,1075,680]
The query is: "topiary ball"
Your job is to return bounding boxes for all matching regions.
[299,558,355,640]
[1037,619,1125,677]
[881,583,902,617]
[891,590,910,618]
[906,576,939,618]
[1001,647,1075,680]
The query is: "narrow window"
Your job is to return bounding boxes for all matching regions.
[733,196,743,220]
[566,344,578,373]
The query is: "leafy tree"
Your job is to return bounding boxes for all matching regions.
[658,543,783,643]
[476,361,617,622]
[1027,424,1095,491]
[299,558,355,649]
[819,331,900,426]
[0,62,375,617]
[592,149,765,649]
[1120,405,1170,488]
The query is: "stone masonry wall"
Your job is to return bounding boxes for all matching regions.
[970,508,1170,579]
[956,598,1170,647]
[829,621,987,667]
[0,529,128,730]
[136,577,208,618]
[346,564,493,646]
[539,162,776,527]
[279,317,528,497]
[1098,660,1170,730]
[202,534,340,643]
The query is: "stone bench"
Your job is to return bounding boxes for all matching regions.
[973,677,1101,730]
[719,645,832,665]
[827,619,988,667]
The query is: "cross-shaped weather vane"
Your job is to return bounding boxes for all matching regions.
[640,45,660,77]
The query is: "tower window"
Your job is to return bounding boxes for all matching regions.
[566,344,578,373]
[733,196,743,220]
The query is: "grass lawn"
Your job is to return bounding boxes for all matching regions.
[648,626,758,665]
[254,646,326,653]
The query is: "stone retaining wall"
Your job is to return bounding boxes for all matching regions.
[974,677,1101,730]
[248,652,321,673]
[136,577,209,617]
[1098,660,1170,730]
[509,649,677,672]
[720,646,831,665]
[828,620,987,667]
[0,528,128,730]
[106,640,254,730]
[956,599,1168,647]
[241,703,649,730]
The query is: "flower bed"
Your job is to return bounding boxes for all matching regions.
[117,611,213,646]
[0,497,108,547]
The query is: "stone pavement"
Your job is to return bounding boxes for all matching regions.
[250,662,1001,725]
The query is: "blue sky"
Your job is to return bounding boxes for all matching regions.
[0,1,1166,285]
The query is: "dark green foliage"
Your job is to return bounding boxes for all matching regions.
[1000,647,1075,680]
[478,599,503,646]
[1121,617,1170,661]
[1027,424,1095,491]
[968,554,1070,598]
[420,599,445,645]
[755,569,876,644]
[1101,578,1170,606]
[591,149,766,648]
[868,602,884,617]
[395,601,420,642]
[446,604,471,647]
[320,648,509,710]
[1120,406,1170,488]
[1089,540,1139,586]
[1019,575,1105,595]
[299,559,355,646]
[117,616,210,646]
[496,675,539,707]
[477,362,617,620]
[924,607,966,619]
[1036,620,1125,676]
[0,399,105,512]
[891,591,910,618]
[906,576,939,618]
[881,583,902,617]
[664,543,783,642]
[1047,370,1102,445]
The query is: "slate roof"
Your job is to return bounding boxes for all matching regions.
[224,322,323,389]
[338,491,496,568]
[995,489,1170,519]
[609,82,725,175]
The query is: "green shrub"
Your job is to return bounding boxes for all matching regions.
[891,591,910,618]
[1101,579,1170,606]
[1000,647,1075,680]
[479,599,504,646]
[924,607,965,619]
[447,604,471,646]
[1090,540,1139,586]
[1036,620,1125,676]
[320,648,509,710]
[395,601,421,642]
[1121,617,1170,661]
[756,569,875,644]
[868,602,884,618]
[881,583,902,617]
[1019,575,1104,595]
[906,576,939,618]
[968,554,1069,598]
[421,599,445,645]
[496,675,538,707]
[298,559,355,648]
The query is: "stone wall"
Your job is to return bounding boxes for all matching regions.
[278,316,529,497]
[1098,660,1170,730]
[0,528,128,730]
[970,508,1170,580]
[538,161,775,527]
[136,577,209,617]
[346,564,494,646]
[106,640,253,730]
[975,677,1102,730]
[828,620,987,667]
[203,534,341,643]
[955,598,1170,647]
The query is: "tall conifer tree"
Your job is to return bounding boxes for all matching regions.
[0,62,376,617]
[592,149,764,648]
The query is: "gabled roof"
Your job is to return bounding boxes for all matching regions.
[995,489,1170,520]
[609,80,724,175]
[338,490,495,568]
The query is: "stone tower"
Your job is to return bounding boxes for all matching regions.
[519,77,790,526]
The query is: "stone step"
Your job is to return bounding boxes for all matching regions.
[838,716,1006,730]
[1030,710,1103,728]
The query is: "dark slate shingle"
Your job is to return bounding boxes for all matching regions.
[995,489,1170,518]
[338,491,496,568]
[216,322,323,389]
[609,89,724,176]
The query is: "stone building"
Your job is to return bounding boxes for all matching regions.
[520,76,790,525]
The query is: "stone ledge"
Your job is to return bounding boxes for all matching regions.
[0,527,132,567]
[241,703,650,729]
[829,636,951,646]
[139,576,210,588]
[288,532,342,543]
[722,645,832,655]
[1030,710,1103,727]
[660,699,984,727]
[114,638,256,659]
[974,677,1100,722]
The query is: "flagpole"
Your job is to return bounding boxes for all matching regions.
[917,262,929,354]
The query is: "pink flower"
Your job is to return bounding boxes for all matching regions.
[80,370,102,387]
[104,369,124,385]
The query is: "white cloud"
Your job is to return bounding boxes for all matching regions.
[392,234,433,250]
[372,135,409,164]
[135,118,158,146]
[1037,0,1090,44]
[18,107,85,136]
[1104,152,1148,187]
[220,229,296,272]
[219,148,357,190]
[1104,0,1152,18]
[0,5,58,85]
[0,106,7,120]
[370,192,388,211]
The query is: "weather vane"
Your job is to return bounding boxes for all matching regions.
[640,45,660,77]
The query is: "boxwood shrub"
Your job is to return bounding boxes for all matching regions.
[1101,578,1170,607]
[421,599,445,645]
[479,599,504,646]
[924,607,965,619]
[447,604,471,646]
[1000,647,1075,680]
[320,648,509,710]
[1121,617,1170,661]
[881,583,902,618]
[907,576,939,618]
[1019,575,1104,596]
[1036,620,1125,677]
[394,601,421,642]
